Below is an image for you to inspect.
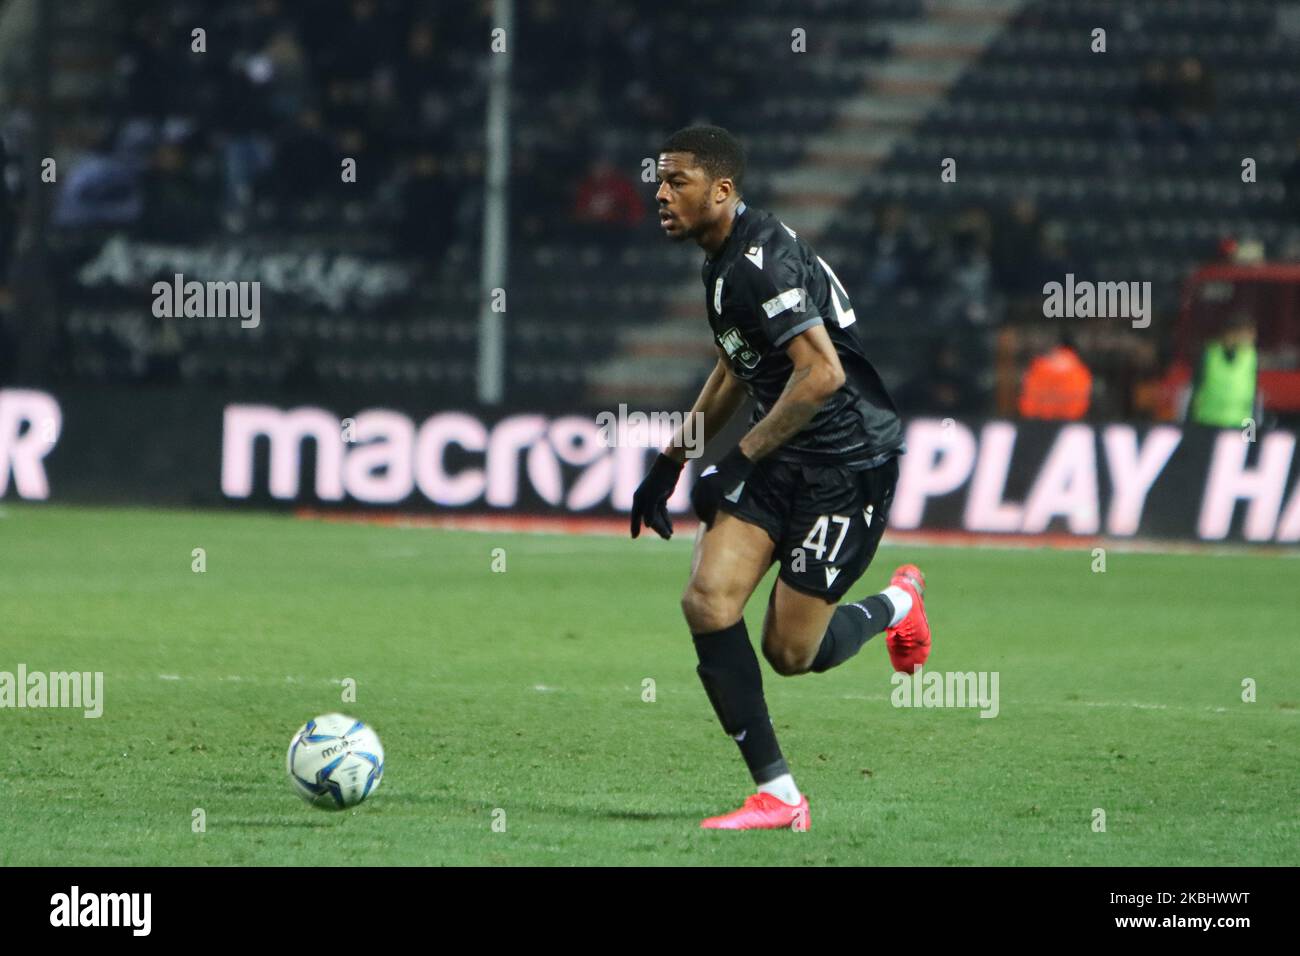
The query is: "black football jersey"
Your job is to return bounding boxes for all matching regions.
[701,202,903,467]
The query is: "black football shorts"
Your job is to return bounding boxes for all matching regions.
[718,454,899,601]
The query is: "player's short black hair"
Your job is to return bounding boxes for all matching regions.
[659,125,745,195]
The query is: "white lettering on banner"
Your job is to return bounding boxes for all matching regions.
[78,235,409,312]
[487,415,548,507]
[341,410,415,503]
[891,418,1293,542]
[1102,425,1182,535]
[1021,424,1099,534]
[892,419,977,528]
[211,406,1300,541]
[413,413,487,504]
[1198,431,1297,541]
[221,405,344,500]
[17,389,1299,542]
[1276,472,1300,542]
[551,416,613,510]
[0,390,62,500]
[964,422,1023,532]
[220,405,691,514]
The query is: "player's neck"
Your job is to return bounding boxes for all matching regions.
[699,200,746,258]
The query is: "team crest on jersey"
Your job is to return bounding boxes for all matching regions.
[718,326,760,370]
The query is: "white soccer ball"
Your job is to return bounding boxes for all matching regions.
[286,713,385,810]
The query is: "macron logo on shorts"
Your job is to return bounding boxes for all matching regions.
[825,567,841,587]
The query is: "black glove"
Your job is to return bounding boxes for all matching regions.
[630,453,685,539]
[690,447,755,529]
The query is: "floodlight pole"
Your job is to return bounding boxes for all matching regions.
[476,0,513,406]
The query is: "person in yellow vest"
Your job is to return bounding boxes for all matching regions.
[1189,315,1258,428]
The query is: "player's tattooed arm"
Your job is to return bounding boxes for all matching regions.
[662,352,746,464]
[738,324,845,462]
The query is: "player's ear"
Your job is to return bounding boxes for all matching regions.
[713,178,734,205]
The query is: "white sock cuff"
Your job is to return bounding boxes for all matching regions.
[757,773,802,806]
[882,585,912,627]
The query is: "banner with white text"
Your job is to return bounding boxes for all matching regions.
[2,387,1298,544]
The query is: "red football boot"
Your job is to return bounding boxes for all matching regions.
[700,792,810,831]
[885,564,931,673]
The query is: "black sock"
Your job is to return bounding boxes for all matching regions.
[693,619,789,785]
[810,595,894,673]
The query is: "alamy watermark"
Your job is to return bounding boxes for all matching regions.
[1042,273,1151,329]
[0,665,104,718]
[891,665,999,718]
[595,404,704,459]
[50,886,150,936]
[151,273,260,328]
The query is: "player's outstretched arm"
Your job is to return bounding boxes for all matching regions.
[737,323,844,462]
[631,354,746,540]
[662,352,746,465]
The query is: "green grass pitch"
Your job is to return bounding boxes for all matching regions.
[0,504,1296,866]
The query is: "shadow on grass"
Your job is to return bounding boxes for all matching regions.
[384,791,703,821]
[221,817,346,828]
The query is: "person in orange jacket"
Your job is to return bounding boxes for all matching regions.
[1018,333,1093,420]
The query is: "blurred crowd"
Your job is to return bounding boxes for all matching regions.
[39,0,495,253]
[1,0,1294,426]
[32,0,754,252]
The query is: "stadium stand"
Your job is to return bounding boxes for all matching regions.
[2,0,1298,424]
